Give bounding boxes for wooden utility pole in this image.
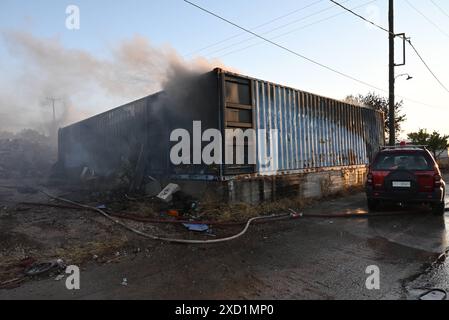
[388,0,395,146]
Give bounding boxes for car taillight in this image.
[367,173,373,185]
[434,174,442,188]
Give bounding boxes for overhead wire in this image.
[201,0,354,58]
[330,0,449,95]
[430,0,449,20]
[184,0,445,109]
[214,0,378,59]
[405,0,449,39]
[184,0,326,57]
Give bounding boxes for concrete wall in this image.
[174,165,368,205]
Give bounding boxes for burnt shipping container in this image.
[58,68,385,183]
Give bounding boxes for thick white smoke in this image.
[0,31,228,136]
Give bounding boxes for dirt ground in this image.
[0,175,448,300]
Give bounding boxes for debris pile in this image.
[0,130,56,179]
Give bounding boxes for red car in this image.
[366,145,446,215]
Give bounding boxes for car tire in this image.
[432,202,445,216]
[367,199,380,212]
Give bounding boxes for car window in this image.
[373,153,433,171]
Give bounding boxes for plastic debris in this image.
[183,223,209,232]
[121,278,128,286]
[157,183,181,203]
[55,274,65,281]
[24,262,58,276]
[419,289,447,300]
[167,210,180,217]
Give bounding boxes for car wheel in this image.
[367,199,380,212]
[432,202,445,216]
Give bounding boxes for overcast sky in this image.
[0,0,448,137]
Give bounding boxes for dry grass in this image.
[199,196,311,221]
[53,237,129,265]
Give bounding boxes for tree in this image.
[345,92,406,143]
[407,129,449,160]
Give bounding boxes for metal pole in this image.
[52,99,56,123]
[388,0,395,146]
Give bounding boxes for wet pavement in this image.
[0,185,448,300]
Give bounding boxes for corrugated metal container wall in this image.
[252,79,384,175]
[59,96,151,175]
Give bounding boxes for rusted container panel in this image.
[250,76,384,176]
[59,68,385,181]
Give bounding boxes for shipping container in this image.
[58,68,385,186]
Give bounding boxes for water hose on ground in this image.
[40,191,294,244]
[20,201,430,227]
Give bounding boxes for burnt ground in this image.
[0,175,448,300]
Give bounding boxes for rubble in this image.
[0,130,56,179]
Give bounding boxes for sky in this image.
[0,0,448,137]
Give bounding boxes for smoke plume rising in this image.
[0,31,227,137]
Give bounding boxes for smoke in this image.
[0,31,228,137]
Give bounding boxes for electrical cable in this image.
[430,0,449,20]
[405,0,449,39]
[329,0,449,95]
[203,0,355,58]
[214,0,378,59]
[184,0,386,92]
[184,0,326,57]
[184,0,446,109]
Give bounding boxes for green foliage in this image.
[345,92,406,143]
[407,129,449,159]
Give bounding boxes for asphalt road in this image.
[1,187,447,300]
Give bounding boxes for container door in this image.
[223,75,256,175]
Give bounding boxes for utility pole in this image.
[48,97,56,123]
[46,97,61,138]
[388,0,395,146]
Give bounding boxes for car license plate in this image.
[392,181,411,188]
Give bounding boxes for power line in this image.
[430,0,449,20]
[214,0,378,59]
[184,0,326,57]
[330,0,449,95]
[183,0,386,92]
[198,0,352,59]
[183,0,445,109]
[405,0,449,39]
[407,40,449,94]
[329,0,389,33]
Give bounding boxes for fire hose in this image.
[33,190,442,244]
[40,191,296,244]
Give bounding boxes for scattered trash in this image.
[157,183,181,203]
[80,166,96,181]
[93,255,99,260]
[183,223,209,232]
[56,259,66,268]
[96,204,107,209]
[24,261,59,276]
[121,278,128,286]
[419,289,447,300]
[54,274,65,281]
[167,210,180,217]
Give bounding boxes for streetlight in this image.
[395,73,413,81]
